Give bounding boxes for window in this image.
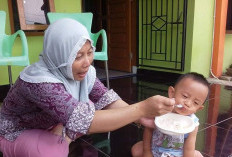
[8,0,55,35]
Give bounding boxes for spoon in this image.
[176,104,183,108]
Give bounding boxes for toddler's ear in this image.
[197,105,204,111]
[168,86,175,98]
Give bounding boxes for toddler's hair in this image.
[174,72,210,91]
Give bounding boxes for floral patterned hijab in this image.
[20,18,96,102]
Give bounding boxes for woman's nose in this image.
[82,55,91,67]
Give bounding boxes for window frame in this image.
[8,0,55,35]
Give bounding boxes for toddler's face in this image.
[169,78,208,116]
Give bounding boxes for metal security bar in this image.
[138,0,188,71]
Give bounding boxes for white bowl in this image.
[154,113,195,136]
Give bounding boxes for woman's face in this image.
[72,40,94,81]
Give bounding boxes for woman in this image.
[0,19,175,157]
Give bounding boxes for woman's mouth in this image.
[77,71,87,78]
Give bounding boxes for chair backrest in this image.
[0,11,29,66]
[47,12,108,61]
[47,12,93,33]
[0,11,6,34]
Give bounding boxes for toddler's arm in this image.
[143,127,154,157]
[183,126,198,157]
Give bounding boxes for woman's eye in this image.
[75,55,82,60]
[88,50,93,56]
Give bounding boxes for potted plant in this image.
[226,64,232,76]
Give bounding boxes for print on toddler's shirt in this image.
[153,130,184,149]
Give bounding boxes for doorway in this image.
[83,0,137,72]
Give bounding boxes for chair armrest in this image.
[91,29,107,53]
[8,30,28,57]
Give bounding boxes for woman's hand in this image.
[139,95,175,118]
[50,123,72,144]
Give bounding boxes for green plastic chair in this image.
[47,12,110,89]
[0,11,29,86]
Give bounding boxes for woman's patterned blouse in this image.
[0,78,120,141]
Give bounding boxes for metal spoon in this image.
[176,104,183,108]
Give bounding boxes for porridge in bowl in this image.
[155,113,195,135]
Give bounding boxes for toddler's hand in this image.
[139,117,155,128]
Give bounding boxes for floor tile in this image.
[197,125,232,157]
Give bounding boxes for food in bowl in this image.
[154,113,195,136]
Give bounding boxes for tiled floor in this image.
[69,73,232,157]
[1,72,232,157]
